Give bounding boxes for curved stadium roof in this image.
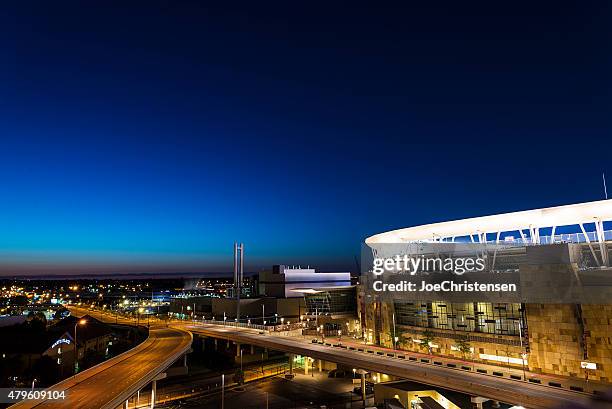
[365,199,612,244]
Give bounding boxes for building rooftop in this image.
[366,199,612,244]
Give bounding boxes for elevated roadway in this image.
[10,311,191,409]
[182,322,593,409]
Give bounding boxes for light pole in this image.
[138,307,144,327]
[518,318,527,381]
[73,318,87,377]
[221,373,225,409]
[392,312,397,349]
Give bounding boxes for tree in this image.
[420,329,436,354]
[29,356,59,386]
[454,338,472,360]
[233,368,244,385]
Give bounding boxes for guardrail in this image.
[311,339,606,397]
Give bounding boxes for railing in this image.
[198,319,311,333]
[441,229,612,246]
[200,319,268,331]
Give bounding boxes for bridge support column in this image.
[361,372,366,405]
[214,339,218,351]
[150,373,166,409]
[250,344,255,354]
[304,357,309,375]
[471,397,488,409]
[491,401,500,408]
[236,343,241,357]
[318,359,322,372]
[150,379,157,409]
[289,354,294,375]
[184,353,188,367]
[124,399,128,409]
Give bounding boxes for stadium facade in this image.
[360,199,612,382]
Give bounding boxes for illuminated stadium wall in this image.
[362,199,612,382]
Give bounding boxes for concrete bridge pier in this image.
[361,371,366,405]
[149,372,167,409]
[471,396,489,409]
[150,380,156,409]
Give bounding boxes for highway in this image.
[10,314,192,409]
[181,322,593,409]
[24,306,596,409]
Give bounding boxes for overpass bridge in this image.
[10,313,191,409]
[181,321,593,409]
[13,306,597,409]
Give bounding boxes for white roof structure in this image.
[366,199,612,244]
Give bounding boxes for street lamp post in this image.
[518,318,527,381]
[392,312,397,349]
[73,318,87,377]
[221,374,225,409]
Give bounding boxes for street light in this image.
[221,374,225,409]
[73,318,87,377]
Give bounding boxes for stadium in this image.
[360,199,612,384]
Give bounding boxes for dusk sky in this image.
[1,2,611,275]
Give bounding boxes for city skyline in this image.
[1,2,611,275]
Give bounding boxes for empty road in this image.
[10,318,191,409]
[182,322,593,409]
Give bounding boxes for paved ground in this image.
[157,370,369,409]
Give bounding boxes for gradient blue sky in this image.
[1,2,611,275]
